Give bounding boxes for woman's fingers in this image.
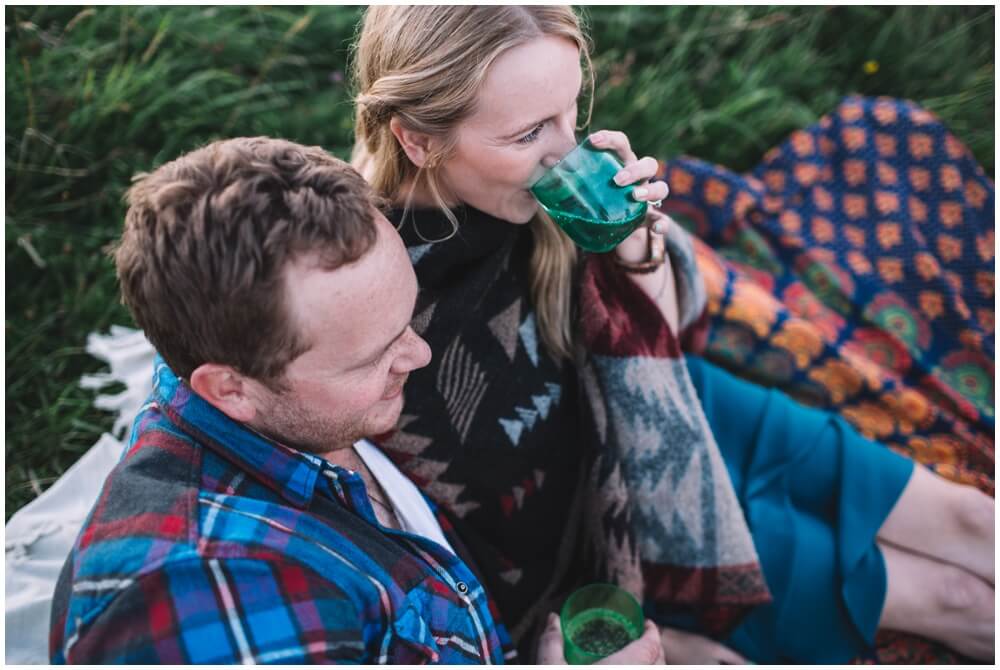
[659,625,751,664]
[614,156,661,185]
[589,130,637,165]
[633,178,669,204]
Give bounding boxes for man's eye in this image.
[517,122,545,145]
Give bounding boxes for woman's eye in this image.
[517,122,545,145]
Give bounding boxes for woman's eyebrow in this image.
[498,81,584,140]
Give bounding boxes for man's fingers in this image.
[534,612,567,665]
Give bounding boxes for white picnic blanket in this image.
[5,326,154,664]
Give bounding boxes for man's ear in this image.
[389,116,436,168]
[189,364,258,424]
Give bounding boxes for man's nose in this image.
[395,327,432,372]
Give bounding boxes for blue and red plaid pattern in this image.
[50,356,514,664]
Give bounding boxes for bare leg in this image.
[877,465,994,583]
[879,541,994,661]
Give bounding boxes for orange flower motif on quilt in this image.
[839,102,864,123]
[875,191,900,215]
[847,250,873,275]
[914,252,941,281]
[732,191,757,220]
[793,163,819,186]
[908,133,934,160]
[669,166,694,196]
[808,359,863,403]
[937,234,963,263]
[908,167,931,191]
[818,136,836,157]
[944,133,966,159]
[876,161,898,185]
[842,402,896,439]
[771,318,824,368]
[918,291,944,320]
[791,131,815,156]
[877,258,904,283]
[975,271,994,298]
[885,389,935,431]
[953,296,972,320]
[844,224,866,248]
[909,108,936,125]
[843,127,867,152]
[876,222,902,249]
[875,133,897,156]
[843,193,867,219]
[811,216,835,243]
[722,282,778,338]
[872,101,898,125]
[779,211,802,233]
[977,309,994,334]
[908,435,960,466]
[843,159,866,186]
[812,185,834,211]
[939,165,962,191]
[960,329,984,350]
[764,170,785,192]
[975,231,994,262]
[908,196,928,223]
[840,102,864,122]
[965,179,988,209]
[938,201,963,229]
[704,178,730,206]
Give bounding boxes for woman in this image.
[350,5,994,663]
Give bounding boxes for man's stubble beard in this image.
[251,392,363,455]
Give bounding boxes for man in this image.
[48,137,509,664]
[48,137,663,665]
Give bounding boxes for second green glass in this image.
[529,138,648,253]
[560,583,644,664]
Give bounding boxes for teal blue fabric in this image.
[685,354,914,663]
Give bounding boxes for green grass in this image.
[5,5,994,519]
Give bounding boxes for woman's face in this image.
[436,36,583,224]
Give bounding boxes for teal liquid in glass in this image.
[538,194,647,253]
[565,607,639,660]
[530,141,649,253]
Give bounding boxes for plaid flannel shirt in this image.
[50,357,514,664]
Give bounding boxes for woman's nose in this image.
[541,124,578,168]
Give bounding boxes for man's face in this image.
[247,212,431,454]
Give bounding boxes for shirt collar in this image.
[151,355,321,508]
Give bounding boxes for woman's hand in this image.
[659,626,750,665]
[535,612,666,665]
[589,130,680,333]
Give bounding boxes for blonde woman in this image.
[350,5,994,664]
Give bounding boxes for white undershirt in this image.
[353,439,456,555]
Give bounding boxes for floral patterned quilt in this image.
[658,95,994,663]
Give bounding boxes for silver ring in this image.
[649,199,663,208]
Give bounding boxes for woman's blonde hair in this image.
[350,5,594,360]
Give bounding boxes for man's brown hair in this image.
[115,137,381,387]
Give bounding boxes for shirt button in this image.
[456,581,469,595]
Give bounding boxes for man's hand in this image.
[536,612,666,664]
[659,625,749,665]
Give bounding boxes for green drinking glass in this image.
[529,137,648,253]
[560,583,644,665]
